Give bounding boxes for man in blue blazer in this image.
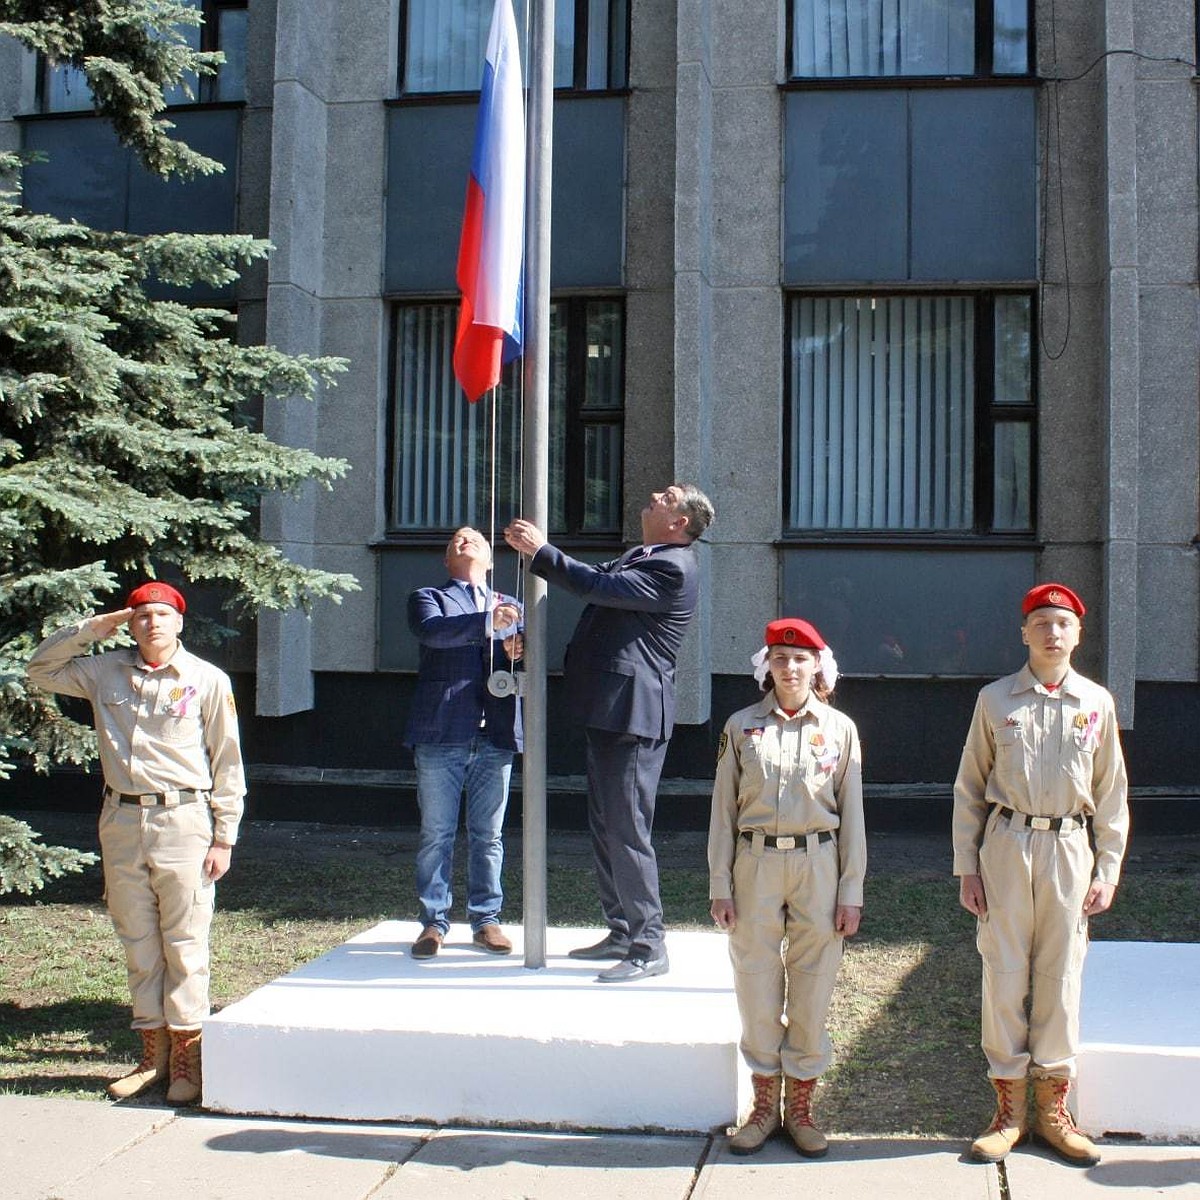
[506,484,715,982]
[404,527,523,959]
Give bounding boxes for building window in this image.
[785,292,1034,535]
[400,0,628,94]
[388,298,624,535]
[41,0,247,112]
[788,0,1031,79]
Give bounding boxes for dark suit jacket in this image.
[531,542,699,741]
[403,580,523,751]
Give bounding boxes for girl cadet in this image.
[708,617,866,1157]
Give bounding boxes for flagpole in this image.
[521,0,554,969]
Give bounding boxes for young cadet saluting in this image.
[708,618,865,1157]
[954,583,1129,1167]
[27,582,245,1105]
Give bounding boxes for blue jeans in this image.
[413,737,513,933]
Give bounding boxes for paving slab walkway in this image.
[5,1096,1197,1200]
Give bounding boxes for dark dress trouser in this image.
[584,727,670,959]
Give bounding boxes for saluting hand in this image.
[86,608,135,639]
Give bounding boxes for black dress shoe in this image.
[595,953,669,983]
[567,934,630,961]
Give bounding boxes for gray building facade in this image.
[3,0,1198,813]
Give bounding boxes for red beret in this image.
[1022,583,1085,619]
[765,618,825,650]
[126,582,186,614]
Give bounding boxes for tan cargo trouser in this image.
[728,833,843,1079]
[98,797,215,1030]
[977,807,1092,1080]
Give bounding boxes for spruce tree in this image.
[0,2,357,887]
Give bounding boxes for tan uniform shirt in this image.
[28,624,246,845]
[708,691,866,906]
[952,664,1128,884]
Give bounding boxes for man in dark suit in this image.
[505,484,715,982]
[405,527,523,959]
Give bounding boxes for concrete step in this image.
[1077,941,1200,1139]
[203,922,743,1131]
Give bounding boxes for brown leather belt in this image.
[741,830,834,851]
[997,806,1085,832]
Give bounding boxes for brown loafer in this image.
[472,925,513,955]
[411,925,444,959]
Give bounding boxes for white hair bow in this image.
[818,646,839,691]
[751,646,770,688]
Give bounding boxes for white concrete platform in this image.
[1077,941,1200,1139]
[203,922,743,1131]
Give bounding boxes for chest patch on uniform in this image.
[745,726,765,739]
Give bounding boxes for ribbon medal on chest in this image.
[165,684,198,718]
[1073,710,1100,751]
[809,730,839,774]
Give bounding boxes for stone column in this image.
[1100,0,1140,723]
[254,0,334,716]
[671,0,716,724]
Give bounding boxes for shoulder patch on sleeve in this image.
[717,730,728,764]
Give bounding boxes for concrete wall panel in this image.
[709,0,778,87]
[328,0,395,103]
[710,543,778,675]
[1037,283,1106,544]
[1136,545,1200,681]
[709,287,781,544]
[314,298,385,547]
[310,544,377,674]
[322,102,387,299]
[1136,286,1200,542]
[711,85,780,287]
[1135,81,1199,286]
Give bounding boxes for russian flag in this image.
[453,0,525,403]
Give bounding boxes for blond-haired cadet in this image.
[709,618,865,1157]
[28,581,245,1104]
[954,583,1129,1166]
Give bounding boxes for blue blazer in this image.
[532,542,699,741]
[403,580,523,751]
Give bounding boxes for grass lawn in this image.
[2,814,1196,1136]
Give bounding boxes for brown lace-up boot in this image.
[727,1073,782,1155]
[969,1077,1028,1162]
[107,1026,170,1100]
[1031,1075,1100,1166]
[782,1075,828,1158]
[165,1028,203,1105]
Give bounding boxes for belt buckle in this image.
[774,836,797,850]
[1030,816,1052,831]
